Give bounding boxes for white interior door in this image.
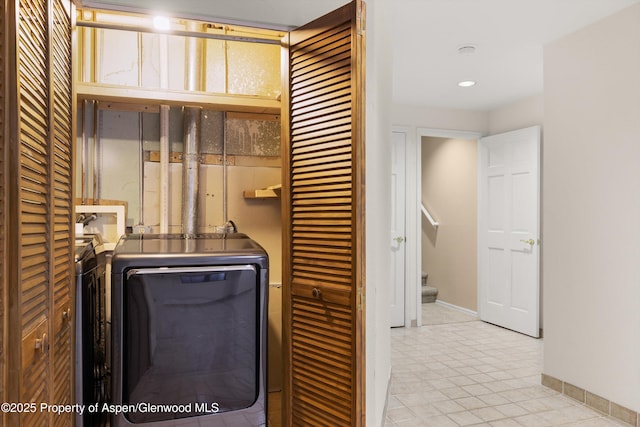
[390,131,406,327]
[478,126,541,337]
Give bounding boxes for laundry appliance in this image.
[110,233,268,426]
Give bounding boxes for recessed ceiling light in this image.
[153,16,171,31]
[458,44,477,55]
[458,80,476,88]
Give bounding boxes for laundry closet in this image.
[2,1,366,425]
[74,9,285,424]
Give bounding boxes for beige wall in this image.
[543,3,640,412]
[488,94,543,135]
[421,137,477,311]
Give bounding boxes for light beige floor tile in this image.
[455,396,488,410]
[409,403,442,419]
[490,419,523,427]
[419,415,459,427]
[386,406,418,423]
[388,304,626,427]
[494,403,529,418]
[470,406,507,422]
[478,393,512,407]
[431,399,466,414]
[447,410,485,426]
[441,386,472,400]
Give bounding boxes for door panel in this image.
[0,0,6,412]
[478,126,540,337]
[51,1,74,423]
[18,3,52,420]
[390,131,406,327]
[3,0,75,425]
[282,1,365,425]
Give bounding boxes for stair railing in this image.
[421,203,439,228]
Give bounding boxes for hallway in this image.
[385,304,626,426]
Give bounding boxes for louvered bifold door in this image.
[50,1,74,425]
[17,0,53,424]
[1,0,7,414]
[4,0,75,425]
[282,1,366,426]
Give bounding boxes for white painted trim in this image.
[392,125,411,134]
[417,127,484,141]
[435,299,479,317]
[380,375,392,425]
[392,126,415,328]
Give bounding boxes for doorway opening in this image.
[421,135,479,325]
[405,128,482,328]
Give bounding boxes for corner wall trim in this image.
[541,373,639,427]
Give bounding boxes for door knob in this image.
[35,333,49,354]
[394,236,405,244]
[520,238,535,246]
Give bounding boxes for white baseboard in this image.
[435,299,478,317]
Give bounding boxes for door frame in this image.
[391,127,409,327]
[391,126,412,328]
[407,127,482,326]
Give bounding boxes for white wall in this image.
[543,3,640,412]
[366,0,392,425]
[488,94,543,135]
[392,104,488,134]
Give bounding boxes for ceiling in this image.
[81,0,640,111]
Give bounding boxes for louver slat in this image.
[18,0,49,345]
[291,297,352,425]
[18,0,49,340]
[283,2,365,425]
[0,3,5,406]
[50,0,73,419]
[4,0,74,423]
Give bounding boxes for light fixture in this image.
[457,44,477,88]
[153,16,171,31]
[457,44,477,55]
[457,80,476,88]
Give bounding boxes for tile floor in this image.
[385,303,626,426]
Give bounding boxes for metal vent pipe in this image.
[182,108,201,236]
[182,22,205,236]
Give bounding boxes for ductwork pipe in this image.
[159,105,169,233]
[182,22,204,236]
[181,107,201,236]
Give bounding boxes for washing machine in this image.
[110,233,268,426]
[75,233,109,427]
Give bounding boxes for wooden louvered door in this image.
[3,0,75,425]
[281,1,366,425]
[50,1,74,425]
[1,0,6,415]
